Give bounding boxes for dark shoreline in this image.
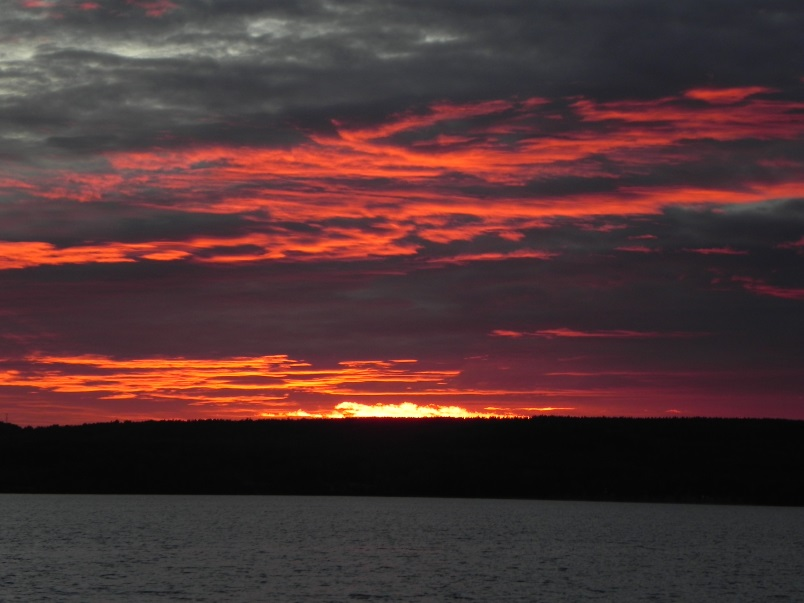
[2,417,803,506]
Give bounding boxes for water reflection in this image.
[0,495,802,602]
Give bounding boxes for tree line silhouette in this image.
[1,417,803,505]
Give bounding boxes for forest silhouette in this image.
[2,417,803,506]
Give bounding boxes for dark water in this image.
[1,495,802,601]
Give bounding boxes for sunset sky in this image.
[1,0,803,425]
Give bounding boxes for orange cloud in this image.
[0,241,137,270]
[3,88,802,271]
[573,88,800,141]
[0,227,419,270]
[0,354,462,408]
[6,348,781,424]
[95,90,804,204]
[1,353,647,424]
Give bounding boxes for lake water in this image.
[0,495,802,602]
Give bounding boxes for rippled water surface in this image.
[1,495,802,601]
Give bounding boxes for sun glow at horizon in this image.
[269,401,519,419]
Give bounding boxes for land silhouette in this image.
[1,417,803,506]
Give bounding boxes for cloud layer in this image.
[1,0,803,424]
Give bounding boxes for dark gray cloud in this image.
[0,199,258,245]
[3,0,802,159]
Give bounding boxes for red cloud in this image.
[685,247,749,255]
[732,277,804,301]
[492,328,706,339]
[778,238,804,253]
[126,0,177,17]
[20,0,177,16]
[683,86,774,104]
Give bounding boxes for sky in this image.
[1,0,803,425]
